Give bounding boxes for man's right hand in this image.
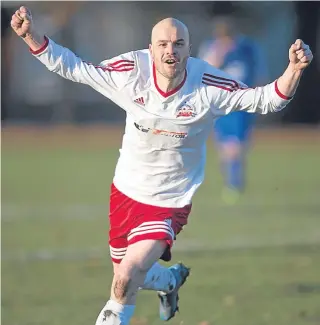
[11,6,33,38]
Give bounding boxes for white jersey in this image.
[32,37,292,208]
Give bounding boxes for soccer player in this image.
[11,6,313,325]
[198,15,269,203]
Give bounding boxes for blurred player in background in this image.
[11,6,313,325]
[198,14,268,203]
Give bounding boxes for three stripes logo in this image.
[134,97,145,106]
[202,73,246,92]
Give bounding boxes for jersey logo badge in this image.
[176,103,196,118]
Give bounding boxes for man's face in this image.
[149,24,190,80]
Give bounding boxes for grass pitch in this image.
[2,126,320,325]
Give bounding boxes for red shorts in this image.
[108,183,192,264]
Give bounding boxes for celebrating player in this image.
[11,6,313,325]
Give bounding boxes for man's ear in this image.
[149,44,153,56]
[189,44,192,55]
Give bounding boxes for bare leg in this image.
[95,240,166,325]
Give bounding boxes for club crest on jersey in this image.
[176,103,196,118]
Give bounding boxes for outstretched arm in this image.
[205,39,313,116]
[10,6,135,96]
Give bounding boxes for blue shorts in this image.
[214,111,256,143]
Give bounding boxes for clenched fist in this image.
[10,6,33,38]
[289,39,313,71]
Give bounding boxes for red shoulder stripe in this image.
[108,59,135,67]
[82,60,134,72]
[202,81,235,92]
[203,73,239,88]
[202,77,238,90]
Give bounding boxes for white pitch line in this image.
[2,236,320,263]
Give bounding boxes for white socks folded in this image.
[95,299,135,325]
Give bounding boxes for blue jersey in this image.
[199,35,267,87]
[198,36,268,141]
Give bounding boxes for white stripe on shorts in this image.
[110,247,127,252]
[128,221,174,242]
[110,246,127,259]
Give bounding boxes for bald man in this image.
[11,6,313,325]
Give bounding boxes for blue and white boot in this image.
[158,262,190,321]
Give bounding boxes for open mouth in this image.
[165,58,178,65]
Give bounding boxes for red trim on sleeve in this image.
[29,36,49,55]
[275,80,292,100]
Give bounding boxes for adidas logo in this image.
[134,97,145,106]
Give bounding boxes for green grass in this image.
[2,134,320,325]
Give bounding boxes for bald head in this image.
[151,18,190,45]
[149,17,191,80]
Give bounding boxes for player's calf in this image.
[111,262,145,305]
[112,274,134,304]
[220,138,245,193]
[94,265,141,325]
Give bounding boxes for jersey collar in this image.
[152,63,187,98]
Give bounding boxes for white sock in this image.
[139,262,177,293]
[95,299,135,325]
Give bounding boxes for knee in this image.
[222,139,242,159]
[113,264,146,301]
